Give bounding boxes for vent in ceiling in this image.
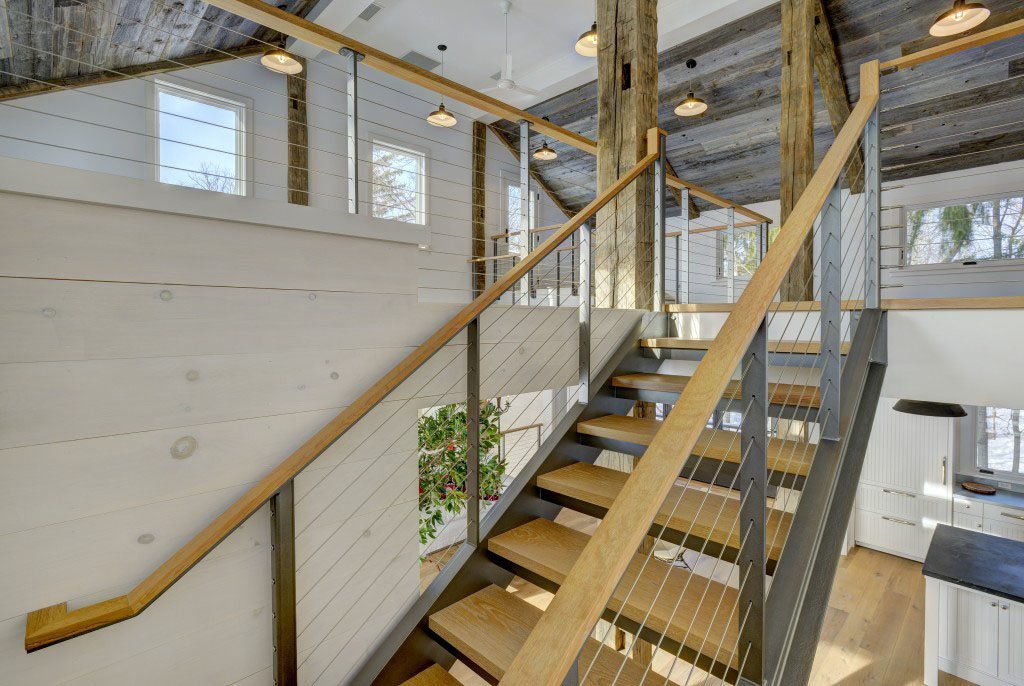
[357,2,383,21]
[401,50,441,71]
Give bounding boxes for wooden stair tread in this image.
[488,518,739,663]
[537,462,792,560]
[641,338,851,355]
[401,665,462,686]
[576,416,814,478]
[429,584,684,685]
[612,373,820,408]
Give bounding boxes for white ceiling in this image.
[293,0,777,110]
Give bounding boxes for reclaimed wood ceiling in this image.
[0,0,317,91]
[498,0,1024,214]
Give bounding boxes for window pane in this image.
[977,406,1024,475]
[371,142,424,224]
[906,196,1024,266]
[158,88,241,195]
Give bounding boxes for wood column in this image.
[779,0,815,301]
[594,0,658,310]
[472,121,487,296]
[287,56,309,206]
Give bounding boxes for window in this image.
[718,225,779,278]
[976,406,1024,477]
[505,180,537,254]
[371,139,426,224]
[903,193,1024,267]
[154,80,246,195]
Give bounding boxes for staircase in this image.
[362,303,888,685]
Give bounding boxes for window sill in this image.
[891,259,1024,275]
[0,155,429,247]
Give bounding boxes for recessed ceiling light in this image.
[930,1,990,37]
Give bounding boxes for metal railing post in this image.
[820,182,842,441]
[864,104,881,309]
[739,316,767,684]
[519,120,532,303]
[653,131,667,311]
[466,316,481,547]
[727,206,736,302]
[578,223,591,405]
[270,481,297,686]
[678,188,690,304]
[342,48,362,215]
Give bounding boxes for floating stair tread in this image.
[429,584,682,685]
[401,665,462,686]
[537,462,792,560]
[576,416,814,478]
[488,518,739,663]
[640,338,851,355]
[612,373,820,408]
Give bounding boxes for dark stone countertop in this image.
[954,479,1024,511]
[923,523,1024,604]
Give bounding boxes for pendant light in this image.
[533,141,557,161]
[260,48,303,75]
[575,21,598,57]
[930,1,990,36]
[674,59,708,117]
[427,45,458,128]
[893,399,967,418]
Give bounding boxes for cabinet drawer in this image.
[953,495,981,515]
[855,508,933,561]
[953,512,984,531]
[857,483,947,521]
[983,502,1024,523]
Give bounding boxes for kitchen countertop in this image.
[954,479,1024,510]
[923,523,1024,604]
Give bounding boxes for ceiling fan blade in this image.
[512,84,542,96]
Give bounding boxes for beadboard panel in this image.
[856,483,948,522]
[854,508,933,561]
[860,396,953,497]
[938,584,1001,678]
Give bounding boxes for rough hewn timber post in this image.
[779,0,815,301]
[594,0,658,310]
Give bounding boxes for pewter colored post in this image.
[343,48,361,215]
[519,120,531,302]
[578,223,591,404]
[653,132,667,311]
[727,206,736,302]
[466,317,481,546]
[863,106,881,309]
[820,181,843,441]
[678,188,690,304]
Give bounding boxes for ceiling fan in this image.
[483,0,541,98]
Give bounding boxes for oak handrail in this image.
[882,17,1024,72]
[22,132,662,653]
[200,0,770,225]
[498,60,882,686]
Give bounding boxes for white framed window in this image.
[503,175,537,254]
[152,79,248,195]
[370,138,427,224]
[902,192,1024,267]
[717,225,778,279]
[974,406,1024,479]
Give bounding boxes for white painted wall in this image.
[0,169,633,685]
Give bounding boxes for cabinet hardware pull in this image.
[1002,605,1009,610]
[992,601,999,607]
[941,457,946,486]
[882,515,916,526]
[882,488,916,498]
[1000,512,1024,522]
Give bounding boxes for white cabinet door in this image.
[984,518,1024,542]
[861,397,952,495]
[939,584,1000,677]
[953,512,984,532]
[1000,600,1024,685]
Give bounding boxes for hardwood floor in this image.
[421,515,975,685]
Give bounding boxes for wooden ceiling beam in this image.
[813,0,864,193]
[0,44,266,101]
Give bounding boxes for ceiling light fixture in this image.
[674,59,708,117]
[426,45,458,128]
[892,399,968,418]
[930,1,990,36]
[575,21,598,57]
[260,48,303,75]
[533,141,557,160]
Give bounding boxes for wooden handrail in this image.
[665,219,766,238]
[22,132,662,653]
[882,17,1024,72]
[200,0,770,226]
[499,60,882,686]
